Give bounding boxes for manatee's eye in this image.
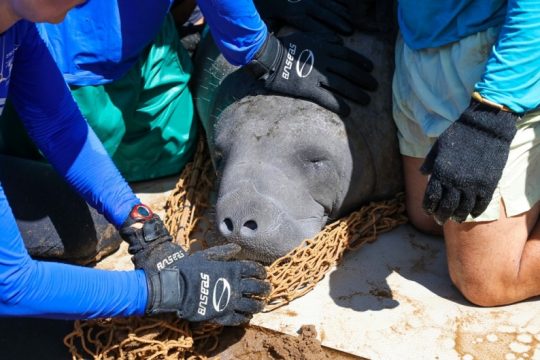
[297,148,333,176]
[299,154,329,172]
[308,158,326,170]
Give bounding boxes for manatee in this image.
[191,27,402,263]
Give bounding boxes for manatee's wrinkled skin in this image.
[191,29,402,263]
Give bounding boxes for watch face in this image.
[130,204,154,221]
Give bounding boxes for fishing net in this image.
[64,138,407,359]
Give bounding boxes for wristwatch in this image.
[128,204,154,222]
[472,91,512,112]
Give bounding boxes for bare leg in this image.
[402,156,442,235]
[403,155,540,306]
[445,202,540,306]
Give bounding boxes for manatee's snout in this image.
[216,181,323,263]
[217,194,282,247]
[218,203,272,244]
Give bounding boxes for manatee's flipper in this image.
[0,155,122,265]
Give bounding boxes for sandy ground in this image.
[203,325,365,360]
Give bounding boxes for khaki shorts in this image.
[392,29,540,221]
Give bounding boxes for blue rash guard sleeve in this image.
[475,0,540,113]
[0,21,148,319]
[196,0,268,66]
[9,22,139,228]
[0,188,148,319]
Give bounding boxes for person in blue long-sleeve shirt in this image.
[393,0,540,306]
[0,0,271,324]
[0,0,376,183]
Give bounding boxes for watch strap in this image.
[472,91,512,113]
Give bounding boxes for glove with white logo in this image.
[246,32,377,116]
[144,243,271,325]
[253,0,353,35]
[421,97,518,224]
[120,205,270,325]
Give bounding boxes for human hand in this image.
[144,243,271,325]
[247,32,377,116]
[421,98,518,224]
[120,205,270,325]
[119,204,180,268]
[253,0,352,35]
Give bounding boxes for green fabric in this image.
[0,14,197,182]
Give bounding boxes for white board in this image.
[252,225,540,360]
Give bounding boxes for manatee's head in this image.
[195,29,400,263]
[211,94,366,263]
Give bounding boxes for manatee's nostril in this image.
[243,220,258,231]
[223,218,234,232]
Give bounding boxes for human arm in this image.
[0,185,148,319]
[196,0,378,116]
[475,0,540,114]
[0,22,148,319]
[420,0,538,223]
[9,22,139,228]
[196,0,267,66]
[3,22,269,323]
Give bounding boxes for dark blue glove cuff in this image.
[245,32,283,79]
[145,269,185,316]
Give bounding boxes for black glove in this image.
[144,243,271,325]
[253,0,353,35]
[246,32,377,116]
[119,204,181,271]
[421,97,519,224]
[119,204,270,325]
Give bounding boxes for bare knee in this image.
[448,265,514,307]
[443,206,540,307]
